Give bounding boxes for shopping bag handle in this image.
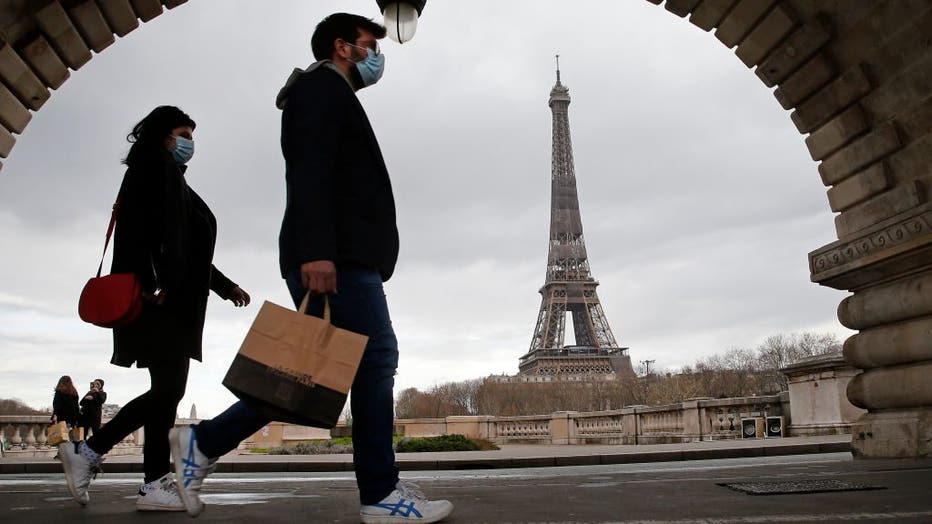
[298,292,331,322]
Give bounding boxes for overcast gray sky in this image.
[0,0,852,418]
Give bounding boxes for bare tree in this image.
[393,331,843,417]
[0,398,49,415]
[394,387,420,419]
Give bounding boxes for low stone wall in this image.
[384,394,792,445]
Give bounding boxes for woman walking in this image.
[51,375,80,429]
[58,106,250,512]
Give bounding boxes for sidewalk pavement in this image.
[3,443,932,523]
[0,434,850,474]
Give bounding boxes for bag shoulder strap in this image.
[95,200,120,278]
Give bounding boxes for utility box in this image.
[765,416,785,438]
[741,417,764,438]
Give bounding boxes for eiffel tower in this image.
[519,58,632,378]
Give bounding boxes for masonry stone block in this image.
[0,41,50,110]
[827,163,889,213]
[21,36,69,89]
[819,122,901,185]
[689,0,737,32]
[714,0,775,48]
[792,65,871,134]
[834,180,921,239]
[0,122,15,157]
[851,409,932,458]
[845,315,932,369]
[34,1,92,70]
[886,141,932,209]
[773,54,834,109]
[0,80,31,134]
[664,0,700,18]
[860,7,932,86]
[847,360,932,410]
[735,5,795,67]
[162,0,188,8]
[838,266,932,331]
[98,0,140,37]
[68,1,115,53]
[896,95,932,143]
[806,104,869,161]
[831,1,932,73]
[756,19,831,88]
[864,54,932,131]
[782,355,865,435]
[130,0,163,22]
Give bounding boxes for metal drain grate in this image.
[718,479,886,495]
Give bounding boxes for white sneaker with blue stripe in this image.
[169,425,216,517]
[359,481,454,523]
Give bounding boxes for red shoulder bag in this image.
[78,200,143,328]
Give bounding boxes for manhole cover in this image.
[718,479,886,495]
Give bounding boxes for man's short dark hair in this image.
[311,13,386,61]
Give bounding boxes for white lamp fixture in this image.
[377,1,426,44]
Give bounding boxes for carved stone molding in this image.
[810,202,932,290]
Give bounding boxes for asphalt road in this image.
[2,453,932,523]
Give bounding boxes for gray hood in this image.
[275,60,352,109]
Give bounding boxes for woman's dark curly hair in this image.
[124,105,196,167]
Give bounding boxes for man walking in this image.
[169,13,453,523]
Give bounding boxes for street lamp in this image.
[376,0,427,44]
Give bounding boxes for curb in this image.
[0,441,851,475]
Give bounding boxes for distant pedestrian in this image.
[168,13,452,523]
[51,375,79,428]
[78,379,107,438]
[57,105,251,512]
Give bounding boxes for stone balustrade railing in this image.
[2,394,799,454]
[0,415,143,458]
[394,394,790,445]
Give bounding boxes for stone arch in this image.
[1,0,930,457]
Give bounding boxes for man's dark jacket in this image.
[110,148,238,367]
[79,390,107,428]
[277,63,399,282]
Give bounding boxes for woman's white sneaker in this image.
[359,481,453,523]
[58,441,102,505]
[136,473,185,511]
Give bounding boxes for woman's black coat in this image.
[52,391,79,426]
[110,148,237,368]
[78,390,107,428]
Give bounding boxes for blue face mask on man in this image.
[351,47,385,88]
[171,135,194,164]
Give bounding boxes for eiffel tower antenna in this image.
[519,60,631,378]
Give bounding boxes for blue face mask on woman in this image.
[353,48,385,87]
[171,135,194,164]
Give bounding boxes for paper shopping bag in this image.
[222,294,368,428]
[46,421,69,446]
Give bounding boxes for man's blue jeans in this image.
[194,267,401,504]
